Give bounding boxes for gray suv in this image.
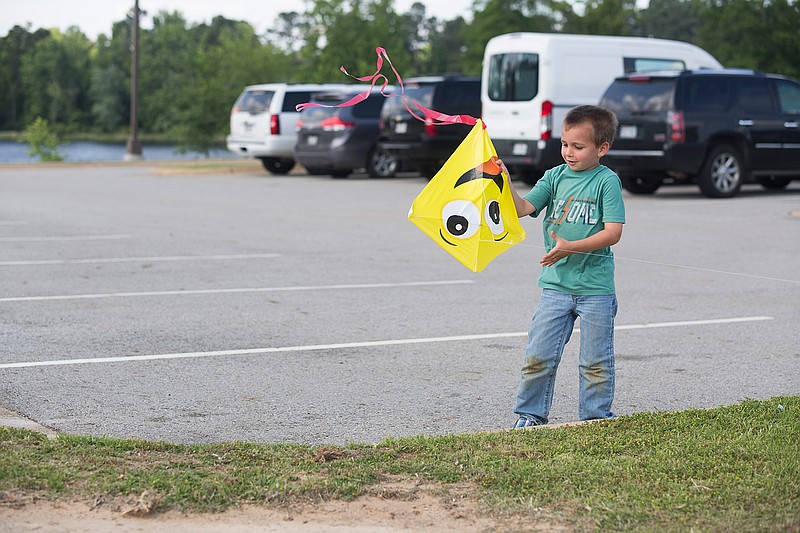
[599,69,800,198]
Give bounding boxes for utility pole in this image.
[124,0,143,161]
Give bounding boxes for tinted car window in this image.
[776,79,800,114]
[440,81,481,107]
[351,95,386,118]
[383,85,434,115]
[237,90,273,114]
[682,77,730,112]
[733,78,775,114]
[600,79,674,113]
[488,53,539,101]
[282,91,315,112]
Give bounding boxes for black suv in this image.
[377,76,481,178]
[599,69,800,198]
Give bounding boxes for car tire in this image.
[305,167,329,176]
[260,157,295,175]
[619,174,663,195]
[697,144,743,198]
[415,163,440,179]
[757,176,792,190]
[330,169,351,179]
[367,147,398,178]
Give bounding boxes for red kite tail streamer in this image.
[295,47,482,129]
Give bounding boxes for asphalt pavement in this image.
[1,162,798,444]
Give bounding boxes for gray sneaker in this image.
[513,417,537,429]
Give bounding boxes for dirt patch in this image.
[0,483,572,533]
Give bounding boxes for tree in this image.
[464,0,565,71]
[694,0,800,79]
[0,26,52,130]
[639,0,701,41]
[19,27,93,131]
[139,11,197,134]
[170,20,293,153]
[570,0,639,36]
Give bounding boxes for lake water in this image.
[0,140,235,164]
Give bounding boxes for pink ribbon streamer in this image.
[295,47,481,128]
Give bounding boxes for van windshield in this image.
[487,53,539,102]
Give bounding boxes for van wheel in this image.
[367,147,398,178]
[620,174,663,195]
[516,167,543,186]
[757,176,791,190]
[260,157,295,175]
[697,144,743,198]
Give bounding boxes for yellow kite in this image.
[408,120,526,272]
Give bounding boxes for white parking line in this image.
[0,234,133,242]
[0,280,475,303]
[0,253,281,266]
[0,316,773,369]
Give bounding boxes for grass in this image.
[1,396,798,531]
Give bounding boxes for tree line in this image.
[1,0,798,154]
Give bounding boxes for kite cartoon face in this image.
[409,121,525,272]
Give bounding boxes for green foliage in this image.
[1,0,799,148]
[22,116,63,161]
[1,396,798,530]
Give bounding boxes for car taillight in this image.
[295,119,303,131]
[424,118,436,137]
[321,116,355,131]
[540,100,553,140]
[668,110,685,143]
[270,114,279,135]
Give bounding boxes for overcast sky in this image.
[1,0,476,40]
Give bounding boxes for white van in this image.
[226,83,355,174]
[481,32,723,183]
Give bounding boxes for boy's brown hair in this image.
[563,105,619,147]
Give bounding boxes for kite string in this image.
[482,239,800,286]
[296,47,482,128]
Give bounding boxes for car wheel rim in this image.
[372,153,397,177]
[711,153,740,193]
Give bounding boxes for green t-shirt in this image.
[523,164,626,295]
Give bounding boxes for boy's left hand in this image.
[540,231,573,266]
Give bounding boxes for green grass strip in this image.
[1,396,797,531]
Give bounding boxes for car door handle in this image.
[786,121,799,128]
[738,119,754,126]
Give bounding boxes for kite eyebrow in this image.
[454,169,504,192]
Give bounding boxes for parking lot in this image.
[1,163,798,445]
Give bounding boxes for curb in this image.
[0,406,58,438]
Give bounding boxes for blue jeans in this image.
[515,289,618,425]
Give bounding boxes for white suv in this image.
[226,83,353,174]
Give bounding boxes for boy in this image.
[499,105,625,427]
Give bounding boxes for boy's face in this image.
[560,121,609,172]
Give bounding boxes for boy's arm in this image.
[540,223,623,267]
[497,159,535,217]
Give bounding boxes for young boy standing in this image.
[499,105,625,427]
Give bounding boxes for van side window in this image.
[682,78,729,112]
[488,53,538,102]
[733,79,776,114]
[775,79,800,115]
[624,58,686,74]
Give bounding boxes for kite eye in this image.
[442,200,480,239]
[485,200,504,235]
